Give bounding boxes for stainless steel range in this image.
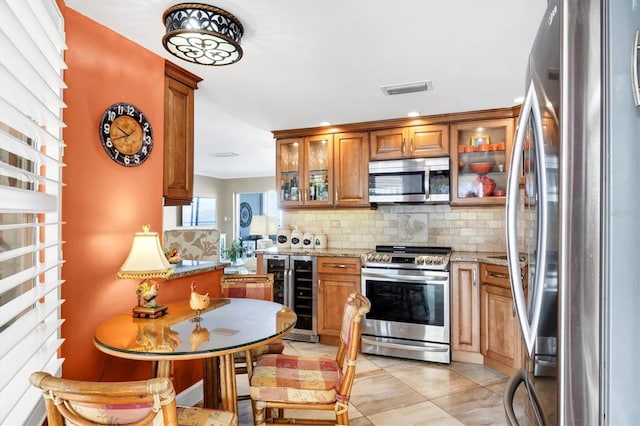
[360,245,451,364]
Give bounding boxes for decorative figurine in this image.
[189,281,210,321]
[136,281,159,308]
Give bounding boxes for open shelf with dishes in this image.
[450,117,515,205]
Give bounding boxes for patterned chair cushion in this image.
[233,342,286,361]
[249,354,342,403]
[176,406,238,426]
[65,402,237,426]
[164,228,220,261]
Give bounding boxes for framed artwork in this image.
[470,134,491,147]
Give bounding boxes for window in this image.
[181,197,216,226]
[0,1,66,424]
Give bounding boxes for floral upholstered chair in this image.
[29,372,237,426]
[220,274,284,401]
[248,293,371,426]
[163,227,220,262]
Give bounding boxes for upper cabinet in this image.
[450,117,515,206]
[333,132,369,207]
[163,61,202,206]
[369,124,449,160]
[276,132,369,208]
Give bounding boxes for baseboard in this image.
[176,379,203,407]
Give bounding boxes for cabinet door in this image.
[450,118,515,206]
[333,132,369,207]
[480,284,523,371]
[317,274,358,336]
[451,262,481,358]
[276,138,304,207]
[304,134,333,206]
[317,257,360,337]
[407,125,449,157]
[369,128,407,160]
[163,63,200,206]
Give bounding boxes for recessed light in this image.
[210,152,239,158]
[513,96,525,103]
[319,121,331,126]
[407,111,420,117]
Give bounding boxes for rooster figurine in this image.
[189,281,210,321]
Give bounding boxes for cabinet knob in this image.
[401,138,406,154]
[410,137,414,153]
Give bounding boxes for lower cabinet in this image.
[480,263,524,374]
[451,262,482,363]
[317,257,361,342]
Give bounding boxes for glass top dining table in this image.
[94,298,296,413]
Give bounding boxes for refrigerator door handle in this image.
[506,81,548,357]
[632,30,640,106]
[504,370,547,426]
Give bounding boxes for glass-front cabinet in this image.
[450,118,515,205]
[277,135,333,207]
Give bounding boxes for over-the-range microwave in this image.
[368,157,450,204]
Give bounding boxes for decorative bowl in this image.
[470,162,494,174]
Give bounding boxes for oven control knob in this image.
[415,256,424,265]
[373,254,381,262]
[381,254,390,263]
[366,254,374,262]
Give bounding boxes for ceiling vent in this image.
[380,80,433,96]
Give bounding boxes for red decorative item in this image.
[477,175,496,197]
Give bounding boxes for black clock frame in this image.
[99,102,153,167]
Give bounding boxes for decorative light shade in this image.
[249,215,268,237]
[162,3,244,66]
[251,216,277,250]
[118,225,174,280]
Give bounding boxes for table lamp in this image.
[117,225,174,318]
[250,215,277,250]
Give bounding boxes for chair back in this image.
[29,371,178,426]
[220,274,274,301]
[335,293,371,397]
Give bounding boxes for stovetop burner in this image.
[362,245,451,271]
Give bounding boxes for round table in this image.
[94,298,296,414]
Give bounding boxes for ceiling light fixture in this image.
[210,152,239,157]
[162,3,244,66]
[407,111,420,117]
[381,80,433,96]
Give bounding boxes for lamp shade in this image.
[162,3,244,66]
[249,215,268,236]
[117,225,174,280]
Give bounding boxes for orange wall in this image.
[59,5,216,393]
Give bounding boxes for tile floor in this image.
[233,341,528,426]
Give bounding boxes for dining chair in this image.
[29,371,237,426]
[248,292,371,426]
[220,273,285,399]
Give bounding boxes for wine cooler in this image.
[262,254,319,342]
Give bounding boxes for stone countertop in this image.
[452,251,527,267]
[257,247,369,258]
[167,260,228,279]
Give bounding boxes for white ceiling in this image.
[65,0,546,179]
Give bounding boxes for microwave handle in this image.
[424,166,431,200]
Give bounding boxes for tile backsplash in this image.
[282,204,508,252]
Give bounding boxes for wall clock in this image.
[239,202,252,228]
[99,102,153,167]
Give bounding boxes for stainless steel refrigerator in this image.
[504,0,640,424]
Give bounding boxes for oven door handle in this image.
[361,271,448,283]
[361,337,449,352]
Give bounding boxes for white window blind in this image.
[0,0,66,424]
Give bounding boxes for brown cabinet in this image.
[480,263,525,374]
[369,125,449,160]
[276,132,368,208]
[163,61,201,206]
[450,117,515,206]
[451,262,482,363]
[333,132,369,207]
[317,257,361,339]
